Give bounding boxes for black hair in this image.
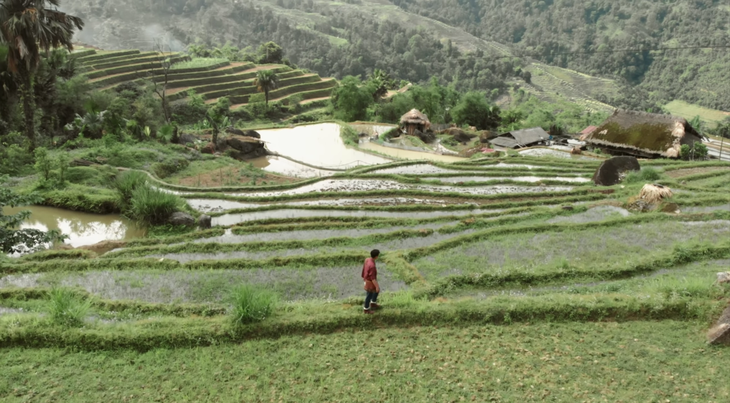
[370,249,380,258]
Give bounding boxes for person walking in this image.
[362,249,380,314]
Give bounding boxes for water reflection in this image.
[3,206,146,248]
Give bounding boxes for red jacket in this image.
[362,257,377,292]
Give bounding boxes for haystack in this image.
[638,184,673,204]
[400,109,431,136]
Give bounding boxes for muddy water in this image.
[2,206,146,248]
[258,123,391,169]
[519,148,600,160]
[350,123,396,136]
[249,155,338,178]
[425,176,590,183]
[191,223,460,244]
[187,197,476,213]
[213,179,573,198]
[359,141,466,163]
[212,208,499,226]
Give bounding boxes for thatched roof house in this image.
[584,110,702,158]
[491,127,550,149]
[400,109,431,136]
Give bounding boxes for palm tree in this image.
[0,0,83,150]
[254,70,278,106]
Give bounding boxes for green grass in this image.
[128,185,186,225]
[228,285,278,324]
[665,99,730,128]
[1,320,729,402]
[47,288,92,327]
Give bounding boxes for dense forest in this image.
[391,0,730,109]
[61,0,730,109]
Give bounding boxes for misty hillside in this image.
[63,0,730,111]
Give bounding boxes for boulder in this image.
[168,212,196,227]
[225,126,245,136]
[198,214,212,229]
[77,240,126,255]
[414,129,435,143]
[243,130,261,139]
[570,147,582,155]
[178,133,197,145]
[201,142,215,154]
[592,156,640,186]
[451,129,476,144]
[708,305,730,345]
[717,272,730,284]
[226,136,267,159]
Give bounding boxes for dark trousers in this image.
[364,291,379,309]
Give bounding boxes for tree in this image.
[257,41,283,64]
[0,175,65,254]
[150,42,173,124]
[367,69,395,101]
[330,75,373,122]
[205,99,230,151]
[253,70,278,106]
[451,92,501,130]
[0,0,84,151]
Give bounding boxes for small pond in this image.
[3,206,146,248]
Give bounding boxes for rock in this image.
[451,129,477,144]
[414,129,435,143]
[570,147,582,155]
[708,305,730,345]
[358,132,369,138]
[561,205,574,211]
[225,137,267,159]
[243,130,261,139]
[215,137,228,151]
[77,240,126,255]
[201,142,215,154]
[225,126,245,136]
[717,272,730,284]
[168,212,196,227]
[592,156,641,186]
[198,214,212,229]
[178,133,197,145]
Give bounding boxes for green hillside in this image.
[74,49,337,109]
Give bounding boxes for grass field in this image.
[3,321,728,402]
[665,100,730,127]
[3,124,730,400]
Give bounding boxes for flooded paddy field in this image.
[423,176,591,183]
[412,219,730,280]
[0,265,407,303]
[211,207,500,226]
[186,197,486,213]
[214,179,574,197]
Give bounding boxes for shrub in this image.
[228,285,278,324]
[151,157,189,179]
[128,185,184,224]
[624,167,662,184]
[114,171,148,207]
[0,143,32,175]
[48,288,92,327]
[33,147,54,181]
[65,166,101,185]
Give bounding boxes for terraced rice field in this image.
[4,125,730,400]
[74,49,337,107]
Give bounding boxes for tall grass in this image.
[128,185,185,224]
[645,276,720,299]
[114,170,148,207]
[625,167,662,184]
[228,285,278,324]
[48,288,92,327]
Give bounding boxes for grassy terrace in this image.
[75,49,337,106]
[3,140,730,400]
